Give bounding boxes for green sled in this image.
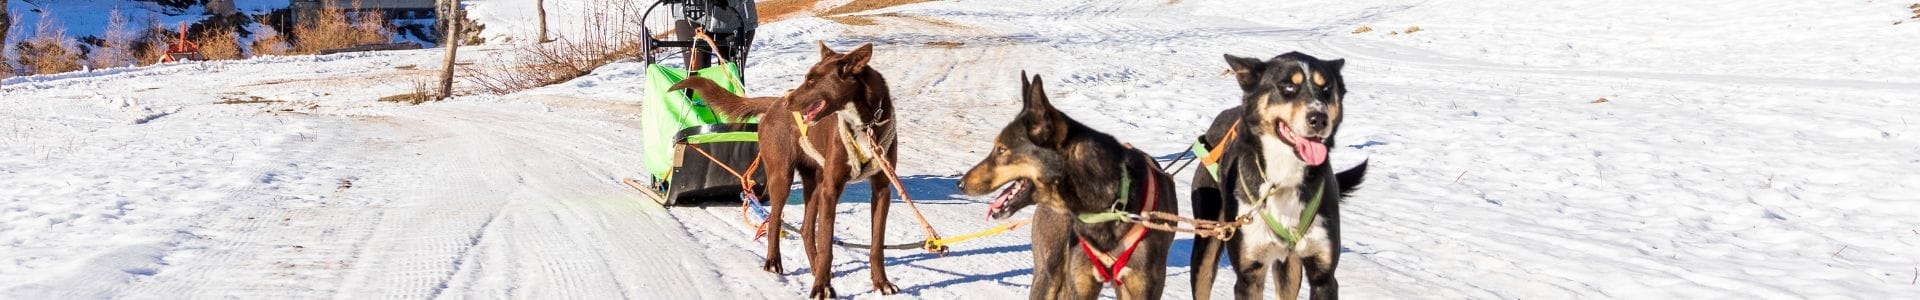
[640,62,764,205]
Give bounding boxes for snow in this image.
[5,0,1920,298]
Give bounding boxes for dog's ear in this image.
[1021,74,1067,146]
[818,41,837,58]
[841,43,874,76]
[1020,70,1030,90]
[1327,58,1345,72]
[1224,54,1265,92]
[1022,74,1053,114]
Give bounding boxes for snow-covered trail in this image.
[4,0,1919,298]
[121,103,779,298]
[678,0,1920,298]
[0,50,782,298]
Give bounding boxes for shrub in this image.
[292,1,390,54]
[17,12,82,75]
[195,26,243,60]
[459,0,641,94]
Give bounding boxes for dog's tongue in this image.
[986,183,1018,219]
[1296,139,1327,166]
[1277,123,1329,166]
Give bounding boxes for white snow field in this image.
[5,0,1920,298]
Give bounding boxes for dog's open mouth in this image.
[1274,122,1329,166]
[986,179,1033,220]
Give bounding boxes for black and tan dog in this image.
[671,42,900,299]
[959,73,1177,299]
[1188,52,1367,300]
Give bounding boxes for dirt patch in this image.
[759,0,823,22]
[924,40,964,48]
[824,0,939,16]
[1352,25,1372,34]
[378,80,440,105]
[216,94,286,104]
[829,12,971,31]
[824,15,880,26]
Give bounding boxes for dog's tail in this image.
[669,77,778,118]
[1335,159,1368,198]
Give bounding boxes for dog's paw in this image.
[761,259,783,274]
[872,280,900,295]
[808,284,837,299]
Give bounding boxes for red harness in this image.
[1076,161,1159,285]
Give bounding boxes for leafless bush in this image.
[17,12,81,75]
[459,0,643,94]
[4,11,17,78]
[87,9,140,69]
[196,25,243,60]
[128,16,171,66]
[293,1,390,54]
[461,39,635,94]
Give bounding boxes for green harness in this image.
[1188,141,1224,181]
[1247,181,1326,248]
[1189,125,1327,248]
[1076,162,1138,224]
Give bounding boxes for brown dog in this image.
[670,42,899,299]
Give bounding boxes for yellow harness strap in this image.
[792,111,809,137]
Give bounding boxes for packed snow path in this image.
[6,0,1920,298]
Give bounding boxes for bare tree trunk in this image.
[2,0,9,78]
[438,0,460,99]
[537,0,550,43]
[2,0,11,53]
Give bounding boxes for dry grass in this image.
[125,15,173,66]
[828,11,965,28]
[1404,25,1422,34]
[17,13,82,75]
[1910,3,1919,19]
[823,0,938,16]
[378,80,438,105]
[462,39,635,94]
[1351,25,1372,34]
[759,0,822,22]
[215,94,286,104]
[250,17,291,57]
[924,40,963,48]
[292,2,390,54]
[460,0,641,94]
[824,15,879,26]
[196,26,244,60]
